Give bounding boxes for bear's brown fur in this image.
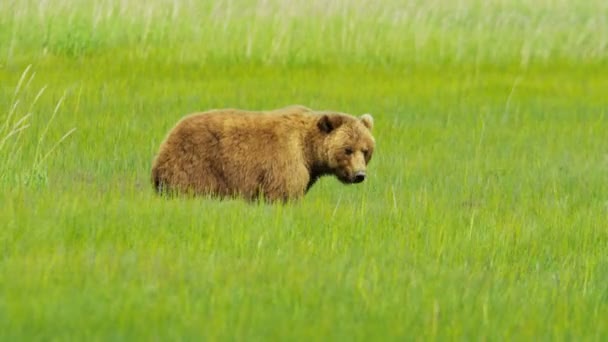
[151,105,375,202]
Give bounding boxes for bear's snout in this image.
[353,171,366,183]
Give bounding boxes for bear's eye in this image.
[344,147,353,155]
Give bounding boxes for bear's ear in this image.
[317,115,343,134]
[360,114,374,130]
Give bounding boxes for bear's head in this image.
[317,113,375,184]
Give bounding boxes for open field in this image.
[1,0,607,340]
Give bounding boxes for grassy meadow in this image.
[1,0,608,340]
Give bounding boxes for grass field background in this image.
[1,0,607,340]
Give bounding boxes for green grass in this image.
[1,0,608,340]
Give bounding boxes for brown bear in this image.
[151,105,375,202]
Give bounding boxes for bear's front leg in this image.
[258,165,309,203]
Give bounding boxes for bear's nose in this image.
[353,171,366,183]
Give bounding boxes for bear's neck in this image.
[306,163,331,192]
[304,129,332,192]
